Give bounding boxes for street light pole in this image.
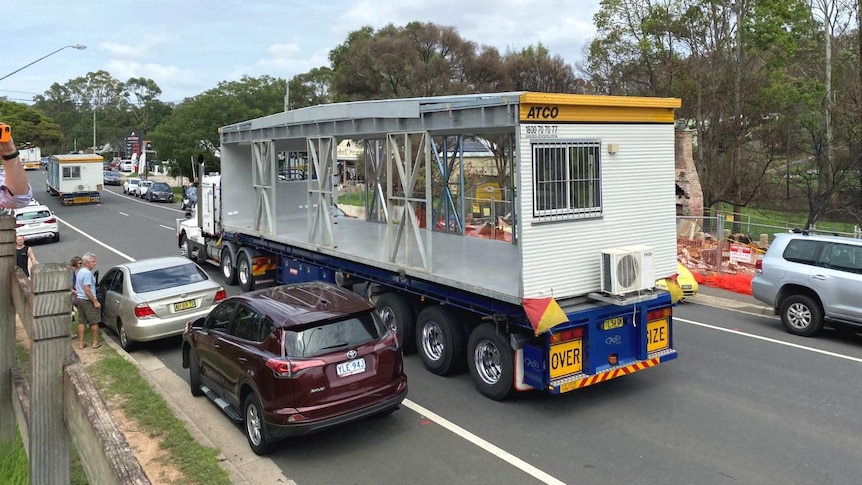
[0,44,87,82]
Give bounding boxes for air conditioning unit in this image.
[600,245,655,296]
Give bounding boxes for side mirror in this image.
[190,317,205,329]
[184,211,193,220]
[93,269,100,284]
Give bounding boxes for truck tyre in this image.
[188,348,203,397]
[416,306,467,375]
[468,324,514,401]
[238,252,255,292]
[244,393,274,455]
[180,235,193,260]
[780,294,824,337]
[220,247,237,286]
[375,293,416,354]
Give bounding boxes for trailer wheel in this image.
[220,247,237,286]
[416,306,467,375]
[468,324,514,401]
[238,252,255,292]
[375,293,416,354]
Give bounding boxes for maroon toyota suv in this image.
[181,281,407,455]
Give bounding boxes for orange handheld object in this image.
[0,123,10,143]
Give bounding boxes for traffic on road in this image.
[23,169,862,485]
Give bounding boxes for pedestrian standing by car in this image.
[0,129,34,209]
[15,234,37,277]
[75,252,101,349]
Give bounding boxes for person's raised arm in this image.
[1,135,30,197]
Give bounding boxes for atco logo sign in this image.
[524,106,559,120]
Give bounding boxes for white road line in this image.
[159,224,174,230]
[118,212,130,217]
[676,317,862,364]
[402,400,567,485]
[55,216,136,262]
[58,210,565,485]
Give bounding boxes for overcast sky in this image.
[3,0,600,104]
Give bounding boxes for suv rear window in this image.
[782,239,821,265]
[152,183,171,190]
[284,313,386,358]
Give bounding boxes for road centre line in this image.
[59,213,565,484]
[676,317,862,364]
[402,400,567,485]
[118,212,130,217]
[159,224,174,230]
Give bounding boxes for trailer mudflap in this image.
[548,349,677,394]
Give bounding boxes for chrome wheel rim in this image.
[239,260,250,286]
[119,325,128,348]
[421,322,443,361]
[787,303,812,329]
[221,253,232,279]
[246,402,263,446]
[379,305,395,332]
[474,339,502,385]
[180,240,189,258]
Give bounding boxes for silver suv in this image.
[752,232,862,336]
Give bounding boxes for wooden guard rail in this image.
[0,214,150,484]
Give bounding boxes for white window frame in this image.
[62,165,81,180]
[532,140,602,221]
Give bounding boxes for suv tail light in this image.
[266,357,325,378]
[755,258,763,273]
[15,223,23,228]
[45,217,57,224]
[214,288,227,302]
[134,303,156,319]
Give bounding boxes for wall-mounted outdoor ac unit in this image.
[601,245,655,296]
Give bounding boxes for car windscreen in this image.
[130,263,209,293]
[283,312,386,358]
[17,210,51,220]
[152,183,170,190]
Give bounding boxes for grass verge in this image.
[1,325,232,485]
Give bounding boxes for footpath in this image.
[109,286,770,485]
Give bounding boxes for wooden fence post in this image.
[0,215,16,443]
[12,261,74,484]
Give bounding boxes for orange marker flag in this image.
[522,297,569,336]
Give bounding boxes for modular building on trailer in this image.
[46,154,104,205]
[178,91,682,400]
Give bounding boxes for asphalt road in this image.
[26,170,862,485]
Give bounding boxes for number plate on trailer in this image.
[73,196,91,203]
[549,340,582,379]
[602,316,624,330]
[336,358,366,377]
[646,319,669,352]
[174,299,197,312]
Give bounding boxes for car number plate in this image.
[602,316,624,331]
[682,284,692,290]
[336,358,366,377]
[549,340,582,379]
[73,196,91,203]
[174,299,197,312]
[646,319,669,352]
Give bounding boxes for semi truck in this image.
[177,91,682,401]
[46,153,104,205]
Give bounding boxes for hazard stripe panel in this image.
[555,358,660,394]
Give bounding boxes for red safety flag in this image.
[522,297,569,336]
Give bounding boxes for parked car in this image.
[181,281,407,455]
[103,170,122,186]
[123,177,141,195]
[11,204,59,242]
[134,180,154,198]
[656,262,698,302]
[146,182,174,203]
[752,231,862,337]
[119,160,136,172]
[96,256,226,351]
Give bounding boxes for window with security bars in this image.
[62,166,81,180]
[532,141,601,221]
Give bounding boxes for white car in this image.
[12,204,59,242]
[135,180,154,198]
[123,177,141,195]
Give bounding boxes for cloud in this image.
[267,44,301,58]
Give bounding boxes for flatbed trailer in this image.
[178,91,681,400]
